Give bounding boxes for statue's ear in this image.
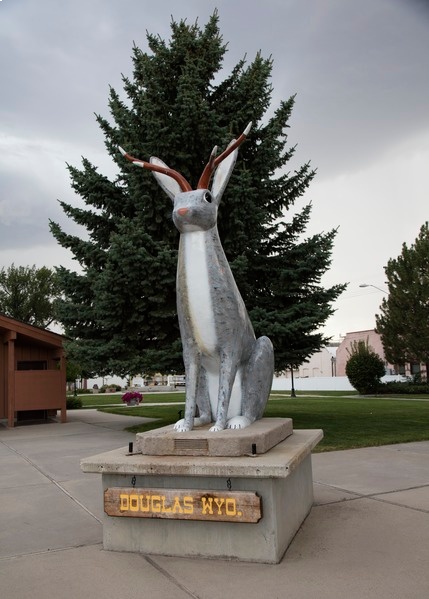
[150,157,182,202]
[211,141,238,204]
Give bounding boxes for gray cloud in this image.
[0,0,428,337]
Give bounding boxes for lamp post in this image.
[290,367,296,398]
[359,283,388,294]
[331,355,336,377]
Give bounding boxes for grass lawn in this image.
[76,392,186,408]
[265,395,429,451]
[270,390,358,397]
[96,392,429,452]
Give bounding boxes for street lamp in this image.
[290,367,296,398]
[359,283,388,294]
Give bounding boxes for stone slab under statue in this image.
[136,417,293,457]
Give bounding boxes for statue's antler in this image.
[119,122,252,191]
[197,122,252,189]
[118,147,192,192]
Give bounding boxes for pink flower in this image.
[122,391,143,404]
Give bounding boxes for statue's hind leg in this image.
[175,366,212,430]
[194,366,212,426]
[226,336,274,429]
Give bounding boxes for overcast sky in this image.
[1,0,428,340]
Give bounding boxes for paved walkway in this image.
[0,410,428,598]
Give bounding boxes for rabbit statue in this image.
[119,123,274,432]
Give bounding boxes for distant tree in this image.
[0,264,60,328]
[345,339,386,395]
[50,12,345,377]
[376,223,429,369]
[66,360,82,397]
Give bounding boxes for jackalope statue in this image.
[120,123,274,432]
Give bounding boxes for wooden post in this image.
[54,348,67,423]
[5,332,17,428]
[60,351,67,423]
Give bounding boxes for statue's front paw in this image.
[226,416,252,430]
[174,419,192,432]
[209,423,225,432]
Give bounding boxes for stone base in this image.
[81,424,323,564]
[136,417,293,457]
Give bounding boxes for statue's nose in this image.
[177,208,189,216]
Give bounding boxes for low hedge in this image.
[98,384,122,393]
[378,381,429,395]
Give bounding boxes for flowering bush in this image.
[121,391,143,405]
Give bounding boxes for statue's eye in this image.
[204,191,212,203]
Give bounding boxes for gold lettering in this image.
[151,495,161,512]
[183,496,194,514]
[225,498,237,516]
[110,489,257,521]
[161,496,172,513]
[139,495,150,512]
[172,496,183,514]
[119,494,129,511]
[214,497,225,514]
[201,497,213,514]
[129,494,139,512]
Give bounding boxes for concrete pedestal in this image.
[81,425,322,564]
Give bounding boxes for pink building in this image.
[335,329,395,377]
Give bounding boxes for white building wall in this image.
[272,374,405,392]
[297,346,337,378]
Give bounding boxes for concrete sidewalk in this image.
[1,410,428,599]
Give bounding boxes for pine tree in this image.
[376,222,429,368]
[50,12,345,377]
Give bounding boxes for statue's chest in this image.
[179,232,217,354]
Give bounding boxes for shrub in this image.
[345,339,386,395]
[66,396,83,409]
[100,384,122,393]
[378,381,429,394]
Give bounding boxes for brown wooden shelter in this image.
[0,314,66,427]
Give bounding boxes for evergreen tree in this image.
[50,12,345,377]
[376,222,429,368]
[0,264,60,328]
